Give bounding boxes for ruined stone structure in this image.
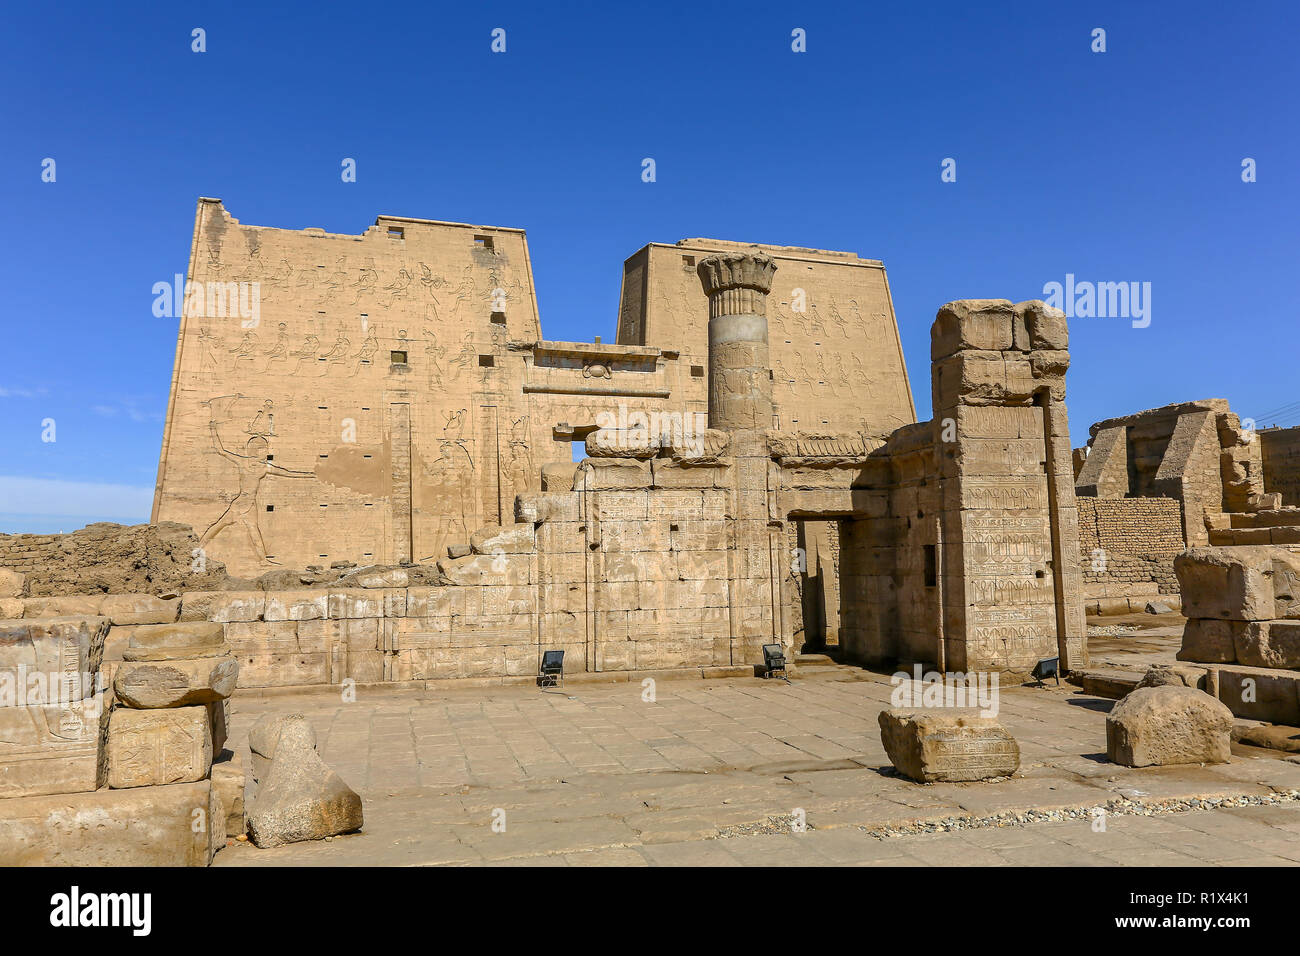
[1170,545,1300,730]
[152,201,913,581]
[1073,399,1268,610]
[5,203,1091,698]
[0,206,1103,864]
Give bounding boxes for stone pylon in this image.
[697,252,782,664]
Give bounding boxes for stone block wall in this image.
[1172,545,1300,726]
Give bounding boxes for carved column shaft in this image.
[696,253,777,436]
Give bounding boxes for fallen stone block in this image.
[584,427,658,459]
[113,655,238,708]
[1233,721,1300,753]
[1145,600,1174,615]
[0,780,220,866]
[106,705,212,789]
[246,714,362,847]
[1106,685,1233,767]
[248,711,317,784]
[98,593,180,626]
[878,708,1020,783]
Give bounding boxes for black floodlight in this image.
[1031,655,1060,686]
[540,649,565,687]
[762,643,787,680]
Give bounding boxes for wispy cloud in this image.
[0,386,48,399]
[0,475,154,529]
[89,397,164,423]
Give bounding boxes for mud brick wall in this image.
[0,523,228,598]
[1077,497,1183,601]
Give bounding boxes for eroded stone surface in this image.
[246,714,362,847]
[1106,685,1232,767]
[113,655,239,708]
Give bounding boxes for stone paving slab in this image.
[215,670,1300,867]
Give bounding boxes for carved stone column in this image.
[697,252,781,665]
[696,252,777,441]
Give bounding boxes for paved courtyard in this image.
[215,665,1300,866]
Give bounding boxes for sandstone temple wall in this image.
[1261,426,1300,507]
[153,202,915,579]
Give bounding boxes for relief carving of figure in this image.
[423,329,447,385]
[228,330,260,362]
[353,259,377,303]
[351,328,379,369]
[260,322,290,373]
[382,267,413,308]
[197,327,219,375]
[290,333,320,375]
[319,327,351,371]
[199,400,313,565]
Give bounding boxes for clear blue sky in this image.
[1,1,1296,531]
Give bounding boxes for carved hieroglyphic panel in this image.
[155,201,544,575]
[923,733,1020,781]
[106,707,211,789]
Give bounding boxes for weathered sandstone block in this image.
[1020,299,1069,351]
[437,552,530,586]
[106,705,212,788]
[97,593,180,626]
[540,462,578,492]
[0,693,106,798]
[248,710,317,783]
[246,714,362,847]
[585,427,658,459]
[1106,686,1233,767]
[1174,546,1300,621]
[931,299,1017,359]
[1177,618,1239,664]
[0,780,220,866]
[1233,620,1300,669]
[1216,666,1300,724]
[212,755,246,837]
[878,708,1020,782]
[113,655,239,708]
[470,523,535,555]
[121,620,225,661]
[0,616,108,702]
[1136,663,1209,690]
[576,458,652,490]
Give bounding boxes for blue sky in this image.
[1,1,1296,532]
